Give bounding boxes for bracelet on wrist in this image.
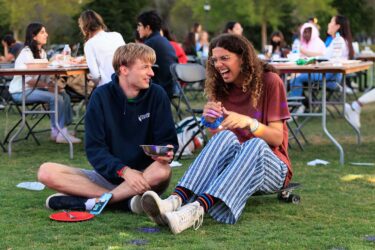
[201,116,224,129]
[249,118,259,133]
[116,166,128,177]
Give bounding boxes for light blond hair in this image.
[112,43,156,75]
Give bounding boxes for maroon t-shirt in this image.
[222,72,292,186]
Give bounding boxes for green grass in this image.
[0,101,374,250]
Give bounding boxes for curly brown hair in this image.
[205,34,276,108]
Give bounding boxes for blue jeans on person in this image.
[11,89,73,129]
[288,73,343,97]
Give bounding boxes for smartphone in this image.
[90,193,113,215]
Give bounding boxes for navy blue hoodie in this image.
[85,75,178,185]
[144,31,178,98]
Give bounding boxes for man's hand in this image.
[151,144,174,164]
[221,107,253,130]
[122,168,151,194]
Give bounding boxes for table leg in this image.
[321,73,344,165]
[53,75,74,159]
[8,75,27,157]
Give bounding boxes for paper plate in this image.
[50,211,94,222]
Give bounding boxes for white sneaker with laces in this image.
[141,191,181,226]
[344,103,361,129]
[129,195,143,214]
[164,201,204,234]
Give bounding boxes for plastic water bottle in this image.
[331,32,345,65]
[292,39,300,55]
[62,44,71,63]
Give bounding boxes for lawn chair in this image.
[170,63,208,160]
[287,96,308,150]
[3,99,50,146]
[3,76,51,147]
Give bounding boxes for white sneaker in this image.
[164,201,204,234]
[345,86,355,95]
[344,103,361,129]
[50,130,75,141]
[141,191,181,226]
[295,104,306,115]
[129,195,143,214]
[56,133,81,144]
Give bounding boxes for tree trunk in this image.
[261,21,267,51]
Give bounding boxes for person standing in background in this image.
[78,9,125,87]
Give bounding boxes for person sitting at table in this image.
[345,88,375,130]
[270,31,289,58]
[141,34,292,234]
[223,21,244,36]
[0,34,23,62]
[38,43,178,214]
[78,9,125,87]
[289,15,354,102]
[299,22,325,58]
[8,22,81,143]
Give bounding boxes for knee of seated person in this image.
[37,162,56,184]
[214,130,236,140]
[244,137,267,148]
[154,164,171,182]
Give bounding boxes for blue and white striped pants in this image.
[177,130,288,224]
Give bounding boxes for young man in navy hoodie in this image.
[38,43,178,214]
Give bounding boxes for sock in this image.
[352,101,361,112]
[196,193,218,212]
[84,198,96,210]
[172,186,193,204]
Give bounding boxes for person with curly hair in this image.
[140,34,292,234]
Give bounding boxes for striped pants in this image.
[177,130,288,224]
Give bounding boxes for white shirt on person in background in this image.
[324,39,349,60]
[9,47,47,94]
[84,30,125,86]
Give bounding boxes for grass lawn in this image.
[0,100,374,250]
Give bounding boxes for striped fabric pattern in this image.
[177,130,288,224]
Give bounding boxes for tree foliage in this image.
[331,0,375,35]
[169,0,336,49]
[81,0,149,43]
[0,0,88,43]
[0,0,372,51]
